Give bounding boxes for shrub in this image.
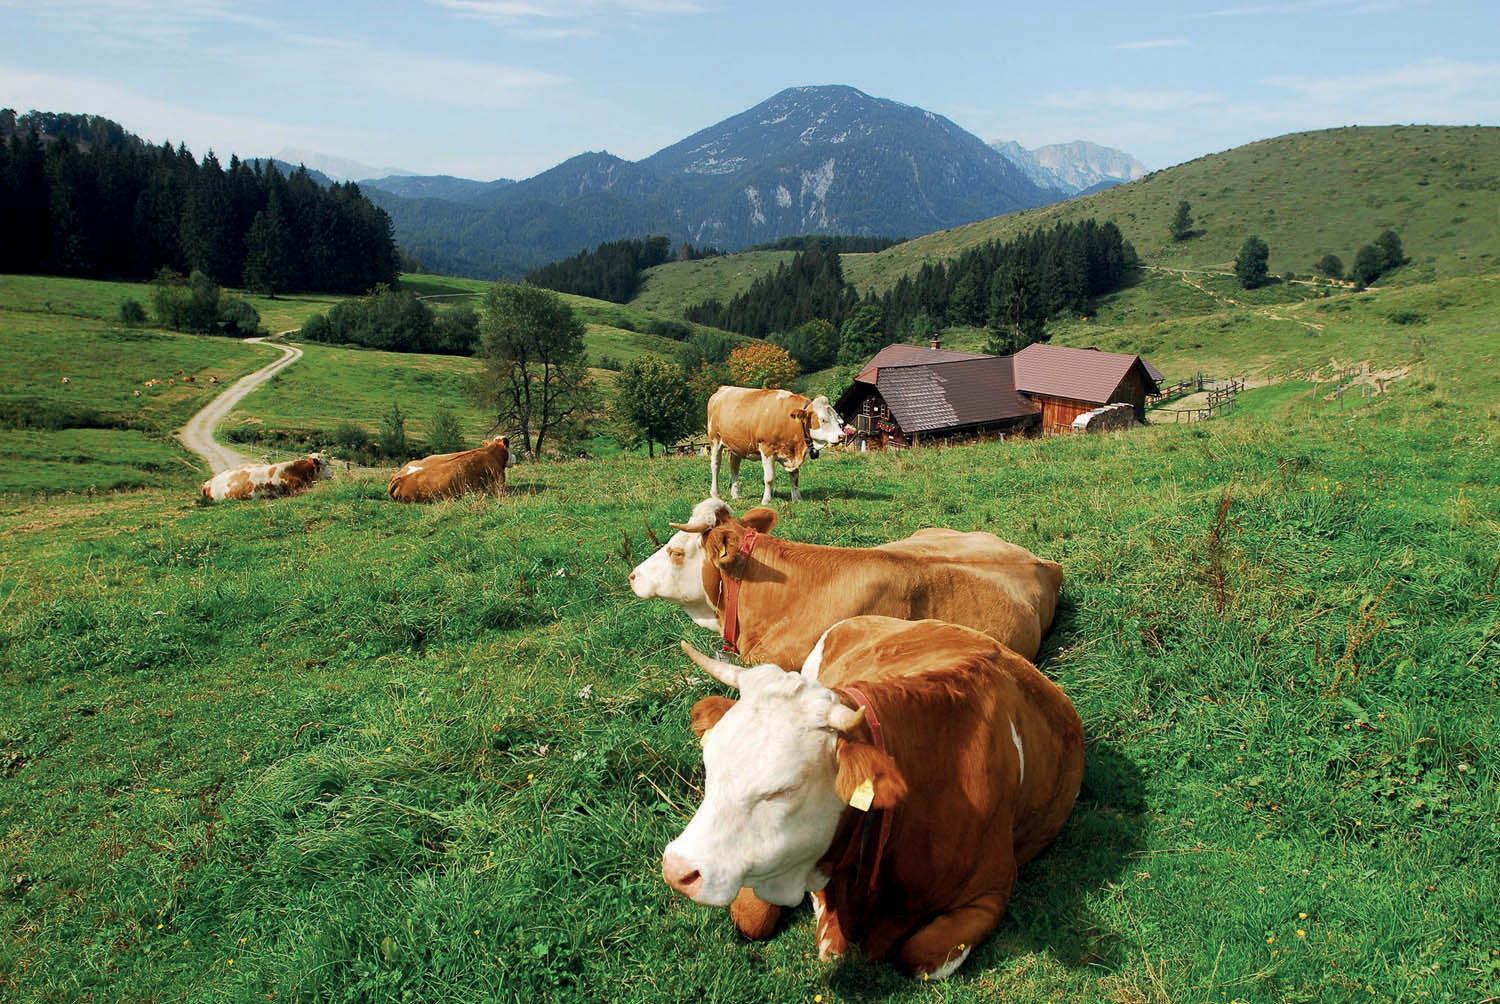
[1315,254,1345,280]
[593,354,624,372]
[427,407,465,454]
[217,297,262,337]
[1388,311,1427,326]
[333,421,370,452]
[647,318,692,341]
[379,401,409,460]
[118,299,147,325]
[299,313,330,342]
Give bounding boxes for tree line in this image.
[0,109,400,293]
[524,235,730,303]
[300,286,480,356]
[684,244,860,337]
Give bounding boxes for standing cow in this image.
[706,387,843,503]
[662,617,1084,979]
[387,436,515,502]
[200,454,331,501]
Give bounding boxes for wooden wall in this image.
[1036,395,1096,433]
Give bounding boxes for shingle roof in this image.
[1012,343,1160,403]
[875,356,1039,435]
[856,343,991,384]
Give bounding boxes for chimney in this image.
[929,338,942,350]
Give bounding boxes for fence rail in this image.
[1150,375,1246,423]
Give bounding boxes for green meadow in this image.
[3,261,1498,1003]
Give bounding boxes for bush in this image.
[217,297,262,337]
[118,299,147,325]
[299,313,330,343]
[333,421,370,452]
[678,330,735,370]
[151,268,222,333]
[647,318,692,341]
[593,354,624,371]
[379,401,409,460]
[1315,254,1345,280]
[1388,311,1427,326]
[427,407,465,454]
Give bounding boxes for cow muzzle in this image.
[661,849,707,901]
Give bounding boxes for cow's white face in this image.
[309,454,332,481]
[628,499,727,629]
[805,396,844,446]
[663,667,847,907]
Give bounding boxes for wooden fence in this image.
[1151,376,1246,423]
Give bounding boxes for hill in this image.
[847,125,1500,292]
[359,85,1068,278]
[991,139,1148,194]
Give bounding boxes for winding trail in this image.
[177,330,301,474]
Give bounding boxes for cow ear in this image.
[690,696,736,738]
[740,507,776,534]
[705,526,742,570]
[790,408,809,421]
[835,739,908,810]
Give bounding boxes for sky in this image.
[2,0,1497,181]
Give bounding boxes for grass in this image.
[630,250,796,318]
[3,252,1499,1002]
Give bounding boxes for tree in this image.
[1352,244,1384,287]
[1375,230,1405,272]
[243,201,290,296]
[1315,254,1344,280]
[1170,200,1194,241]
[770,319,839,372]
[473,283,593,457]
[1234,236,1270,289]
[986,258,1045,354]
[427,407,465,454]
[728,342,800,389]
[687,361,730,426]
[837,302,887,364]
[614,357,696,457]
[380,400,410,460]
[948,269,986,327]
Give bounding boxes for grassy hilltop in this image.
[2,124,1499,1002]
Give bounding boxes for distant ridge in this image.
[991,139,1148,195]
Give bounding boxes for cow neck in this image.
[820,684,894,915]
[717,527,760,655]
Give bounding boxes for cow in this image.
[387,436,515,503]
[706,387,844,503]
[661,617,1084,979]
[200,454,331,502]
[628,498,1063,668]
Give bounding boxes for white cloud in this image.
[1112,39,1192,49]
[1201,0,1419,16]
[428,0,707,35]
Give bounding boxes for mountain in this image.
[991,139,1148,195]
[364,85,1066,279]
[275,147,412,182]
[247,158,336,188]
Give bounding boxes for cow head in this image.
[662,643,908,908]
[307,453,332,481]
[629,500,776,629]
[789,395,845,449]
[487,435,518,467]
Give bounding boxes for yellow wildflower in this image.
[1297,929,1307,938]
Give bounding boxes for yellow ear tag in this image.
[849,778,875,812]
[719,543,731,561]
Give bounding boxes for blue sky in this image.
[2,0,1496,181]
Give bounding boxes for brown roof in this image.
[872,356,1039,434]
[856,343,991,384]
[1012,343,1160,403]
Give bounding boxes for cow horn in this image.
[669,520,712,534]
[826,703,866,733]
[681,641,741,688]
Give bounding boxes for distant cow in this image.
[387,437,515,503]
[629,499,1063,668]
[200,454,331,502]
[662,617,1084,979]
[706,387,843,503]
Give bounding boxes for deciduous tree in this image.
[1170,200,1194,241]
[614,356,696,457]
[728,342,800,389]
[1235,236,1270,289]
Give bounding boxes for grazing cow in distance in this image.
[706,386,843,503]
[200,454,331,501]
[629,498,1063,668]
[662,617,1084,979]
[387,436,515,503]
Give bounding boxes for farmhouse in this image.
[839,341,1160,447]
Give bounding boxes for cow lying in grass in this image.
[387,437,514,502]
[629,499,1063,667]
[662,617,1083,979]
[200,454,331,501]
[707,386,844,503]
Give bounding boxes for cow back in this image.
[388,440,508,502]
[708,387,811,460]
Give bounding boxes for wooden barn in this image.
[836,342,1042,448]
[840,341,1160,447]
[1012,343,1160,434]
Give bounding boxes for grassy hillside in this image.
[631,250,796,317]
[3,231,1499,1002]
[846,126,1500,292]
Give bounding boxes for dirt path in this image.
[177,330,301,474]
[1144,265,1327,335]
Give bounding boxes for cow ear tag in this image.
[849,778,875,812]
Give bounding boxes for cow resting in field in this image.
[387,437,515,502]
[200,454,331,501]
[662,617,1084,979]
[628,499,1063,668]
[706,386,844,503]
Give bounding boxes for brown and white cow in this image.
[628,499,1062,668]
[387,436,515,503]
[707,386,843,503]
[199,454,331,501]
[662,617,1083,979]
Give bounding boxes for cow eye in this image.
[667,548,684,564]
